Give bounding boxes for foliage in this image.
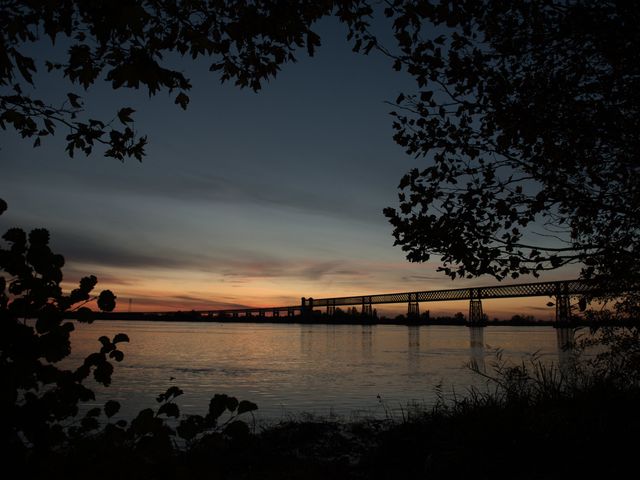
[0,206,257,473]
[0,218,123,456]
[0,0,375,160]
[381,1,639,300]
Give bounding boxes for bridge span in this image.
[176,279,598,325]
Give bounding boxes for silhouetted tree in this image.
[381,1,639,309]
[0,0,374,160]
[0,207,121,457]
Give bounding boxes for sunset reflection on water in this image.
[66,321,568,422]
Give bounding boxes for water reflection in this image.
[300,326,313,354]
[469,327,486,373]
[408,326,421,374]
[68,321,577,420]
[556,327,576,376]
[361,325,373,358]
[469,327,486,372]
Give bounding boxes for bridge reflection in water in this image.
[464,326,575,376]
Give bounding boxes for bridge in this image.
[166,279,599,325]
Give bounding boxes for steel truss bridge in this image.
[158,279,600,325]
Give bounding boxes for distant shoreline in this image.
[74,311,634,328]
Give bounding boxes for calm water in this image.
[66,321,574,422]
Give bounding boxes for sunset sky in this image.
[0,18,577,319]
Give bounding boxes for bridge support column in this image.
[273,310,280,317]
[301,297,314,318]
[468,299,484,325]
[361,297,373,316]
[326,299,336,315]
[287,308,295,317]
[553,282,572,325]
[468,289,485,326]
[407,293,420,318]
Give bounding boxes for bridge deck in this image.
[138,279,597,316]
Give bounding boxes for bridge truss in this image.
[179,279,600,325]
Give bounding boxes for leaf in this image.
[117,107,135,124]
[76,307,94,323]
[237,400,258,415]
[174,93,189,110]
[226,396,238,412]
[97,290,116,311]
[81,417,100,431]
[86,407,101,417]
[109,350,124,362]
[104,400,120,418]
[158,402,180,418]
[177,415,204,441]
[113,333,129,344]
[208,394,229,420]
[67,93,82,108]
[224,420,249,439]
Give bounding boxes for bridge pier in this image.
[327,299,336,315]
[407,293,420,318]
[287,308,295,317]
[301,297,314,318]
[468,289,485,326]
[273,309,280,317]
[553,282,572,325]
[361,296,373,316]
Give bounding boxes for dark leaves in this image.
[237,400,258,415]
[104,400,120,418]
[384,1,639,293]
[158,402,180,418]
[97,290,116,312]
[117,108,135,124]
[174,93,189,110]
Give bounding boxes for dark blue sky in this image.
[0,17,573,317]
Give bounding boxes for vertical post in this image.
[407,293,420,318]
[468,289,484,326]
[327,299,335,315]
[361,296,373,316]
[273,309,280,317]
[301,297,314,319]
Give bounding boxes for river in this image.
[66,321,577,422]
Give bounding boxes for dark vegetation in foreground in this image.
[11,329,640,480]
[3,223,640,479]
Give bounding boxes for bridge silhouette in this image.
[148,279,598,325]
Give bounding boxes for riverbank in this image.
[20,363,640,480]
[79,310,637,328]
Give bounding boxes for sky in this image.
[0,18,577,319]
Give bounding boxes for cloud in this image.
[51,230,198,270]
[52,228,370,285]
